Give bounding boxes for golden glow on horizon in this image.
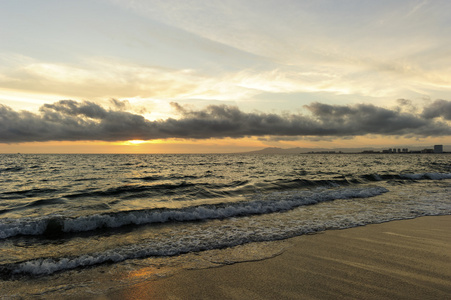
[0,135,448,154]
[124,140,150,145]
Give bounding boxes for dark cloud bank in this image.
[1,99,450,143]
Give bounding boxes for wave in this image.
[3,195,450,277]
[0,166,23,173]
[0,188,61,200]
[215,172,451,190]
[358,172,451,182]
[400,173,451,180]
[254,172,451,188]
[139,175,200,181]
[0,186,388,240]
[64,180,250,199]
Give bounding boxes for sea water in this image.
[1,153,450,297]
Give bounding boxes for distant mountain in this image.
[243,147,349,154]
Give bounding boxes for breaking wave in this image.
[0,186,388,239]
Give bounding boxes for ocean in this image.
[1,153,450,298]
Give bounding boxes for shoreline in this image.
[107,215,451,300]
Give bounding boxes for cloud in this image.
[1,99,450,143]
[421,99,451,120]
[303,102,444,136]
[0,55,204,99]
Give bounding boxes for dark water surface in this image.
[1,154,450,297]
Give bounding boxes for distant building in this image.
[421,149,434,153]
[434,145,443,153]
[380,146,441,154]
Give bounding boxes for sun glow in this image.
[125,140,149,145]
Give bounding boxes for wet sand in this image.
[106,215,451,300]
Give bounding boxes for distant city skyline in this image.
[243,144,449,154]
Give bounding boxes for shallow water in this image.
[1,153,450,297]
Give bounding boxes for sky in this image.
[1,0,450,153]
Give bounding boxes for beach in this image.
[108,215,451,300]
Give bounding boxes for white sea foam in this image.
[4,183,451,277]
[0,219,47,239]
[9,193,451,277]
[2,171,451,240]
[0,186,388,239]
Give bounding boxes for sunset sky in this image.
[1,0,451,153]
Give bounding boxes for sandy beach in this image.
[107,215,451,300]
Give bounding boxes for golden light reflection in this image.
[128,267,159,279]
[116,266,169,299]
